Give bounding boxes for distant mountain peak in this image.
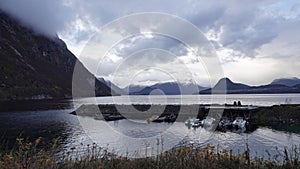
[271,77,300,87]
[273,77,300,81]
[199,77,250,94]
[218,77,233,83]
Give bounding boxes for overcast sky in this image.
[1,0,300,87]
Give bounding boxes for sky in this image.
[1,0,300,87]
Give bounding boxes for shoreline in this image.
[71,103,300,127]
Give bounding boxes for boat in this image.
[200,117,216,128]
[185,118,200,128]
[147,115,160,123]
[164,114,177,123]
[153,116,166,123]
[218,118,232,131]
[191,119,201,127]
[104,114,125,121]
[185,118,193,125]
[232,117,246,129]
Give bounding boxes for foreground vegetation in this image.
[0,138,299,169]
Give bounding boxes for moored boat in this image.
[232,117,246,129]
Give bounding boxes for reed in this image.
[0,137,299,169]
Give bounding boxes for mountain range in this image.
[0,11,114,100]
[99,77,300,95]
[132,82,207,95]
[199,77,300,94]
[97,78,207,95]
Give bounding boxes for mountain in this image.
[200,77,300,94]
[97,77,123,95]
[200,78,250,94]
[122,84,148,95]
[0,11,114,100]
[271,77,300,87]
[213,78,250,90]
[132,82,207,95]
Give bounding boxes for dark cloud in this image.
[1,0,300,86]
[0,0,75,37]
[111,34,188,58]
[1,0,298,58]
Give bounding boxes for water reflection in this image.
[0,101,299,159]
[0,109,90,151]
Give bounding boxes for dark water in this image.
[0,108,299,159]
[0,94,300,158]
[0,109,90,151]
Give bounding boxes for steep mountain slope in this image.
[97,77,123,95]
[0,11,113,100]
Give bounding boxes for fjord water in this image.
[1,94,300,158]
[74,93,300,107]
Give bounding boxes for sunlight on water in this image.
[74,94,300,107]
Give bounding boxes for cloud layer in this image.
[1,0,300,86]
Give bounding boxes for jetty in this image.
[72,102,260,122]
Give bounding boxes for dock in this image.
[73,103,260,122]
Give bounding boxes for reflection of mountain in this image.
[200,77,300,94]
[0,11,114,100]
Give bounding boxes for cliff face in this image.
[0,12,113,100]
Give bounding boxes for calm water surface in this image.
[0,94,300,158]
[75,94,300,107]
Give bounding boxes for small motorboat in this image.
[104,114,125,121]
[191,119,201,127]
[153,116,166,123]
[185,118,200,128]
[218,118,232,131]
[147,115,160,123]
[185,118,192,125]
[201,117,216,127]
[164,114,177,123]
[232,117,246,130]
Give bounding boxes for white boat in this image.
[201,117,216,127]
[232,117,246,129]
[185,118,200,128]
[191,119,201,127]
[147,115,160,123]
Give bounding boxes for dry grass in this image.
[0,137,299,169]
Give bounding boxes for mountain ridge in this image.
[271,77,300,87]
[0,11,114,100]
[200,77,300,94]
[132,81,207,95]
[97,76,300,95]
